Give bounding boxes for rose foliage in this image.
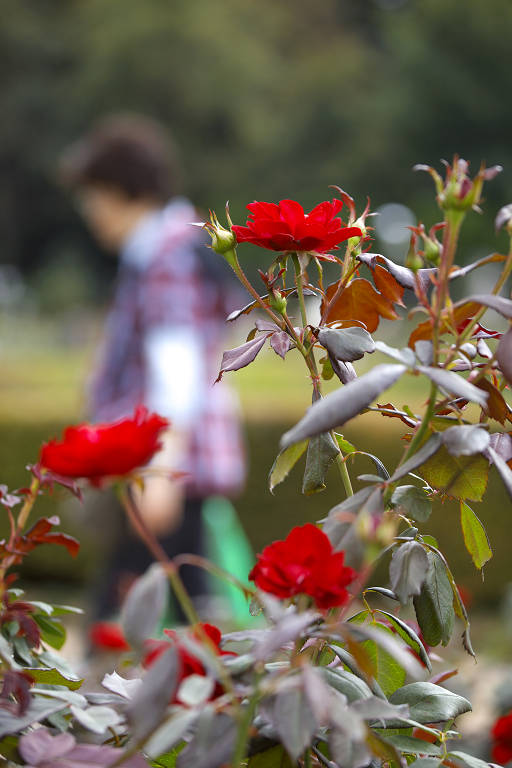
[1,158,511,768]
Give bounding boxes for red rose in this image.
[232,199,362,260]
[143,623,235,703]
[249,523,356,610]
[90,622,130,652]
[492,712,512,765]
[39,406,168,485]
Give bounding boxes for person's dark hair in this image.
[60,114,180,202]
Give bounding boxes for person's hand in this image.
[131,474,184,536]
[130,428,187,537]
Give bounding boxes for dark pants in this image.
[94,496,208,623]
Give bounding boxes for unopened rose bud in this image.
[405,233,424,272]
[203,209,238,269]
[423,236,441,267]
[269,289,287,315]
[414,157,502,215]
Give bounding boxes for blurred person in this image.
[60,114,248,622]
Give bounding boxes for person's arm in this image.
[131,326,206,535]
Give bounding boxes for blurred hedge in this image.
[1,416,509,609]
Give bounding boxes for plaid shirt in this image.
[89,199,246,498]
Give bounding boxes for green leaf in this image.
[27,667,83,690]
[389,682,471,723]
[448,750,491,768]
[382,734,441,756]
[34,615,66,650]
[360,624,406,697]
[413,551,455,647]
[0,735,19,762]
[334,433,356,454]
[409,759,442,768]
[302,431,340,494]
[391,485,432,523]
[268,440,308,493]
[247,744,295,768]
[389,541,429,605]
[419,445,488,501]
[374,610,431,672]
[150,744,186,768]
[460,501,492,570]
[323,668,373,702]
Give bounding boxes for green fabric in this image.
[202,496,255,625]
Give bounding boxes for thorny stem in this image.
[16,476,40,535]
[401,380,438,463]
[0,476,40,593]
[173,552,255,598]
[290,254,354,497]
[292,254,309,329]
[232,685,261,768]
[399,213,463,467]
[118,486,237,697]
[334,449,354,497]
[118,488,200,626]
[445,243,512,368]
[230,252,285,328]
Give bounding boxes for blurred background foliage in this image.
[1,0,512,623]
[2,0,512,301]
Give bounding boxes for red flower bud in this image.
[89,622,130,652]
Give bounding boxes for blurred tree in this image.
[0,0,511,297]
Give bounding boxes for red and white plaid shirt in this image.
[89,199,246,498]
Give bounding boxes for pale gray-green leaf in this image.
[121,563,169,649]
[389,541,429,605]
[389,682,471,723]
[391,485,432,522]
[280,364,406,448]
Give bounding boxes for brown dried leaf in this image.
[322,278,398,333]
[373,265,405,307]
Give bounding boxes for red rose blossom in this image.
[231,199,362,260]
[492,712,512,765]
[39,406,168,485]
[89,622,130,652]
[143,623,235,703]
[249,523,356,609]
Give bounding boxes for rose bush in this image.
[1,156,511,768]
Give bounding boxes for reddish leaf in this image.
[375,403,417,428]
[373,265,405,306]
[408,302,481,348]
[14,517,80,559]
[476,379,508,423]
[321,278,398,333]
[270,331,293,359]
[0,670,34,715]
[29,464,83,501]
